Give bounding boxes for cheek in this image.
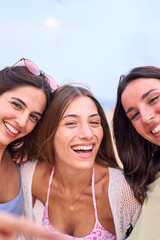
[101,128,104,139]
[4,109,18,118]
[25,122,37,135]
[132,121,144,136]
[96,127,103,145]
[53,130,65,150]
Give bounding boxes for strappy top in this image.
[0,164,24,216]
[42,167,116,240]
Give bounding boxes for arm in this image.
[0,212,67,240]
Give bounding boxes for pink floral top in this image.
[42,168,116,240]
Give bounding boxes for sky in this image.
[1,0,160,109]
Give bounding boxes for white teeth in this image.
[152,125,160,134]
[72,145,93,151]
[4,123,19,134]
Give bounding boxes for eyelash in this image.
[149,95,159,104]
[130,112,139,121]
[11,101,22,110]
[30,114,39,123]
[65,120,100,126]
[130,96,160,121]
[90,121,100,125]
[65,122,76,126]
[11,101,39,123]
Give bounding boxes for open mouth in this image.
[4,122,19,134]
[152,124,160,134]
[72,145,93,153]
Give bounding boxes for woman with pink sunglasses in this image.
[0,58,63,239]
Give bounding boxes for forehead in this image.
[122,77,160,101]
[4,85,41,95]
[64,96,98,115]
[1,85,46,108]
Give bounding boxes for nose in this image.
[15,113,29,130]
[78,122,93,139]
[141,108,155,124]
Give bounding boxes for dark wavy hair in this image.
[34,84,119,169]
[113,66,160,204]
[1,65,53,157]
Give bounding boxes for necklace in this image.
[55,168,94,211]
[69,183,89,211]
[69,169,94,211]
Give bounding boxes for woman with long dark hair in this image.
[113,66,160,239]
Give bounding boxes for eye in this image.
[65,121,77,126]
[30,114,39,123]
[90,117,101,126]
[90,121,100,125]
[149,95,159,104]
[11,101,22,110]
[130,112,139,121]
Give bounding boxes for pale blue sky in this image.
[1,0,160,109]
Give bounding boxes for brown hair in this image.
[35,84,119,169]
[1,66,53,157]
[113,66,160,204]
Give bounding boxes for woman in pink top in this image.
[21,84,141,240]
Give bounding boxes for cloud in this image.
[44,17,59,29]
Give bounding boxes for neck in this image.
[54,165,93,211]
[54,164,93,191]
[0,149,11,167]
[0,146,8,164]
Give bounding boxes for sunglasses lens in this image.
[45,74,58,90]
[24,59,40,76]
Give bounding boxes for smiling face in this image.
[0,86,47,148]
[121,77,160,146]
[53,96,103,170]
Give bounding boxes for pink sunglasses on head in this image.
[7,58,58,91]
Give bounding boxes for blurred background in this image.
[1,0,160,110]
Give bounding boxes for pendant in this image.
[69,205,74,211]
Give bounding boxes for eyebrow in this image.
[11,97,42,117]
[62,113,100,120]
[126,89,158,114]
[141,89,157,100]
[11,97,27,107]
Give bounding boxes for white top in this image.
[20,160,141,240]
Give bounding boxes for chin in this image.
[76,161,95,170]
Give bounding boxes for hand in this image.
[0,233,15,240]
[0,212,68,239]
[13,153,28,164]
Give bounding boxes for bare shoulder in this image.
[94,163,109,194]
[35,160,51,174]
[94,164,125,190]
[33,160,52,184]
[94,163,109,179]
[32,161,52,203]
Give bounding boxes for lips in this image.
[151,124,160,134]
[71,144,95,160]
[4,122,19,135]
[72,145,93,152]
